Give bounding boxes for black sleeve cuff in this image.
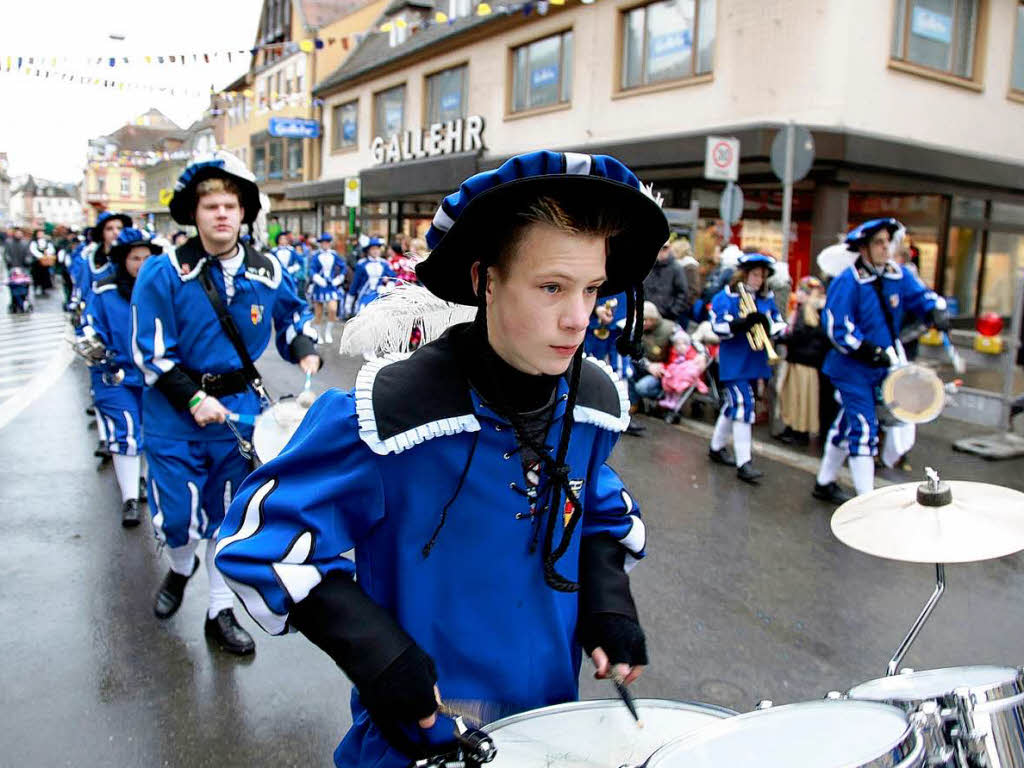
[579,533,638,621]
[288,570,413,689]
[289,334,320,367]
[154,366,201,411]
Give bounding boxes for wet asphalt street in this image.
[2,295,1023,767]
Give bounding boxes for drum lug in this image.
[910,702,956,767]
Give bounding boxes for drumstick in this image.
[611,672,643,729]
[297,371,316,408]
[226,412,256,425]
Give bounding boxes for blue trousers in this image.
[721,380,756,424]
[145,435,252,547]
[826,380,878,457]
[93,384,143,456]
[584,332,633,380]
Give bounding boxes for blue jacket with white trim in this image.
[345,257,395,314]
[272,245,305,280]
[215,328,644,767]
[309,249,348,289]
[709,286,785,382]
[86,277,144,388]
[130,237,316,442]
[822,258,941,386]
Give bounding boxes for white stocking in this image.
[166,540,199,576]
[711,410,731,450]
[732,422,752,467]
[849,456,875,496]
[816,440,849,485]
[206,542,235,619]
[111,454,140,502]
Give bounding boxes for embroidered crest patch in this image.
[563,479,585,526]
[250,304,265,325]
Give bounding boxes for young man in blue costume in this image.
[216,150,666,767]
[86,228,160,527]
[132,151,320,655]
[708,252,786,483]
[812,218,947,502]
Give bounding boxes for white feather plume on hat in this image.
[339,283,478,359]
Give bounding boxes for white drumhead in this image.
[849,666,1019,703]
[252,401,307,462]
[646,700,918,768]
[485,699,733,768]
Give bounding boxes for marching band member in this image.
[216,151,663,767]
[812,218,948,503]
[271,231,306,294]
[131,152,320,654]
[708,253,786,484]
[344,236,395,317]
[308,232,347,344]
[85,228,159,527]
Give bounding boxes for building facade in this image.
[303,0,1024,319]
[217,0,388,238]
[9,175,85,230]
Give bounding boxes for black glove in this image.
[852,344,891,368]
[929,307,951,332]
[577,534,648,668]
[289,571,443,758]
[728,311,769,336]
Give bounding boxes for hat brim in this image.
[737,260,776,277]
[846,220,901,251]
[169,167,261,225]
[91,214,133,243]
[416,175,668,306]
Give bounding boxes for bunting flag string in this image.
[0,63,214,97]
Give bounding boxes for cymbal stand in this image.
[886,563,946,677]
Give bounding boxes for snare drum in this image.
[645,700,925,768]
[252,400,308,464]
[483,699,735,768]
[849,666,1024,768]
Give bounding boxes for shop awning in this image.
[285,178,347,201]
[360,152,480,200]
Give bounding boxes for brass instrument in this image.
[737,283,779,363]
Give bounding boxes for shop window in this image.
[374,84,405,139]
[268,140,283,180]
[991,200,1024,226]
[287,138,303,179]
[620,0,714,91]
[511,30,573,113]
[951,196,986,220]
[1013,2,1024,94]
[253,146,267,181]
[978,232,1024,316]
[120,175,130,196]
[139,179,146,197]
[332,100,358,150]
[891,0,980,80]
[944,226,982,315]
[426,65,468,124]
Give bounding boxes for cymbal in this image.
[831,480,1024,563]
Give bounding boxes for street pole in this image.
[1002,269,1024,430]
[722,182,733,243]
[780,121,795,263]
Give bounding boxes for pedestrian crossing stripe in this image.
[0,312,75,427]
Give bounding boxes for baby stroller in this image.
[662,338,720,424]
[6,268,33,314]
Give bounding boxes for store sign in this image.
[268,117,322,139]
[344,177,360,208]
[911,7,952,44]
[371,115,485,165]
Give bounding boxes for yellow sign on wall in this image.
[158,188,174,206]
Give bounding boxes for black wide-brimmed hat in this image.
[108,228,163,265]
[418,150,668,306]
[91,212,133,243]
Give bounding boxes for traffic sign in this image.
[705,136,740,182]
[344,177,361,208]
[719,182,743,224]
[771,125,814,182]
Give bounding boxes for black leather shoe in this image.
[708,447,734,466]
[121,499,141,528]
[624,420,646,437]
[85,406,96,417]
[94,440,111,459]
[773,427,796,445]
[205,609,255,656]
[812,482,854,504]
[737,462,764,484]
[153,555,199,619]
[138,478,148,503]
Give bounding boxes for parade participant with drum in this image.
[343,236,395,317]
[308,232,347,344]
[131,151,320,655]
[216,150,662,767]
[708,253,786,484]
[812,218,948,503]
[86,228,159,527]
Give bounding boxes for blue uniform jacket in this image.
[309,249,348,289]
[588,292,628,335]
[87,278,143,388]
[822,259,940,386]
[709,286,785,382]
[272,245,305,280]
[131,239,316,442]
[216,332,645,767]
[345,257,395,313]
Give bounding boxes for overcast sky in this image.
[0,0,265,182]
